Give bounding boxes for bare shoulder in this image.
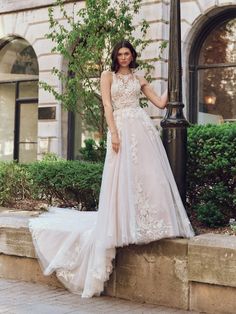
[101,70,113,81]
[135,75,148,88]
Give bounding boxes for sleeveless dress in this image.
[29,72,194,298]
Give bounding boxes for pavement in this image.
[0,278,200,314]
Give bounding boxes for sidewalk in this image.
[0,278,199,314]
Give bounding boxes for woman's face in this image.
[117,47,133,68]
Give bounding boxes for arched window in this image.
[0,36,39,162]
[189,9,236,124]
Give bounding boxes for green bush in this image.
[187,123,236,227]
[79,138,106,162]
[27,160,103,210]
[0,160,103,210]
[196,203,225,228]
[0,162,32,206]
[41,152,62,162]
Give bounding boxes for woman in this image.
[29,40,194,298]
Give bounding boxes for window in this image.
[189,10,236,124]
[0,36,38,162]
[0,36,38,81]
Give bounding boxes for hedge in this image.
[0,159,103,211]
[0,162,31,205]
[187,123,236,227]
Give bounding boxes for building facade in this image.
[0,0,235,162]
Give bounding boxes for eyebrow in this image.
[118,52,130,55]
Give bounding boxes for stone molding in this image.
[0,0,78,14]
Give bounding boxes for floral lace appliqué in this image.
[134,176,172,243]
[111,73,140,111]
[130,134,138,164]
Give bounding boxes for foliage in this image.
[40,0,166,138]
[196,203,225,228]
[187,123,236,227]
[41,152,62,162]
[79,138,106,162]
[27,160,103,210]
[0,162,31,205]
[0,160,103,210]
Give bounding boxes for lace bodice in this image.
[111,72,141,111]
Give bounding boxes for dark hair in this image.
[111,40,139,72]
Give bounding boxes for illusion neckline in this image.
[115,71,133,76]
[112,71,140,87]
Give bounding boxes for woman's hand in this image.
[111,132,120,153]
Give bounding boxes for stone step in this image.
[0,208,63,288]
[0,208,236,314]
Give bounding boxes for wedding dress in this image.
[29,72,194,298]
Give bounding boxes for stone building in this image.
[0,0,235,162]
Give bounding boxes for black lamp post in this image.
[161,0,189,203]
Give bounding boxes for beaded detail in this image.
[111,72,140,111]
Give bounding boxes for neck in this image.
[117,67,132,75]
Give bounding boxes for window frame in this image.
[188,8,236,123]
[0,36,39,162]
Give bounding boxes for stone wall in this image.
[105,239,190,310]
[0,209,236,313]
[188,234,236,313]
[0,1,85,158]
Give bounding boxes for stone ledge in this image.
[188,234,236,288]
[0,208,39,258]
[0,209,189,309]
[105,239,189,310]
[0,254,63,288]
[0,209,236,313]
[0,227,35,258]
[190,282,236,314]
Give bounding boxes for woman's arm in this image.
[100,71,120,153]
[138,76,168,109]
